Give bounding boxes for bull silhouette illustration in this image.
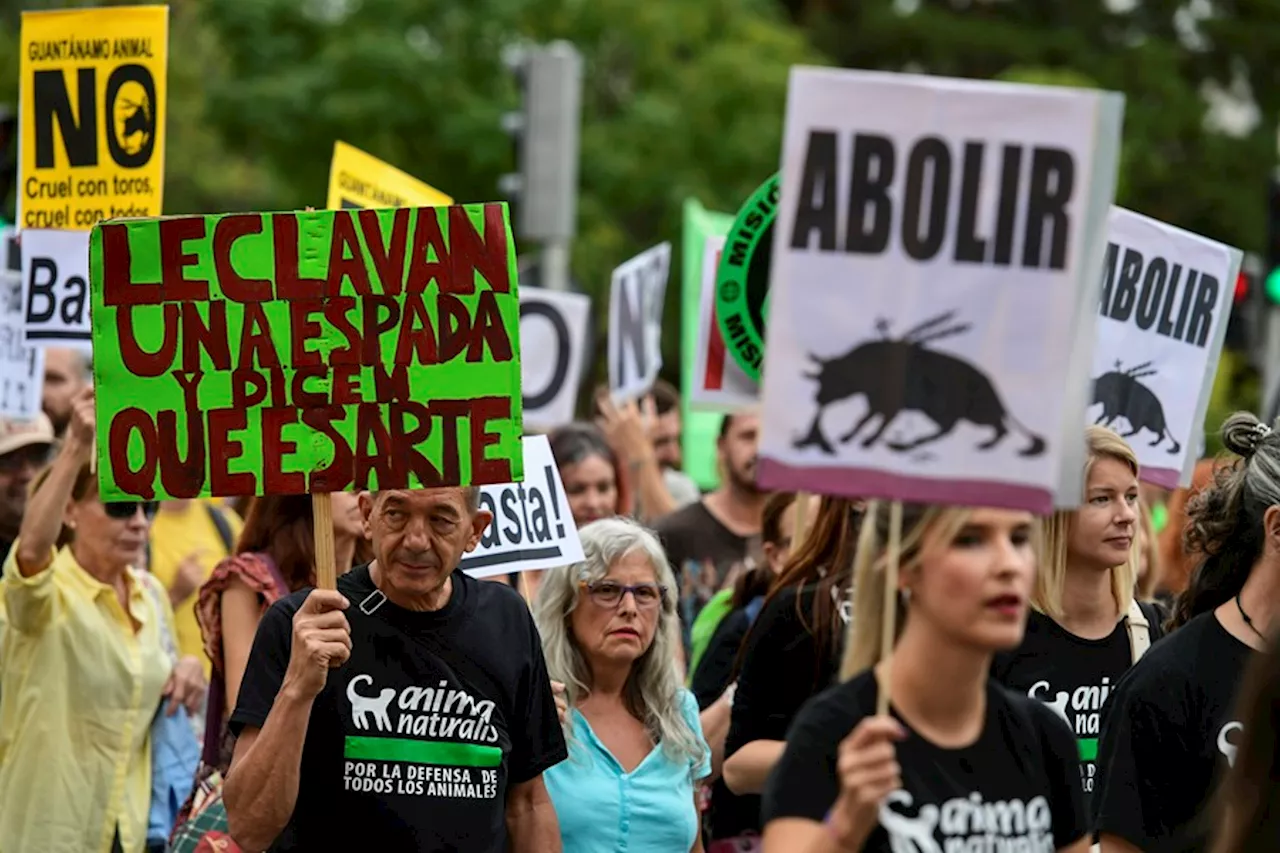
[117,98,152,149]
[794,311,1046,458]
[1092,361,1180,454]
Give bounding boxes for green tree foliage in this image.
[198,0,820,384]
[783,0,1277,255]
[0,0,1272,433]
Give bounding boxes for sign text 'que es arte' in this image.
[89,204,523,502]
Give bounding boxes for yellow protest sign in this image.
[326,141,452,210]
[18,6,168,231]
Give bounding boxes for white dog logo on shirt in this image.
[879,791,943,853]
[1028,681,1071,728]
[1217,721,1243,768]
[347,674,396,732]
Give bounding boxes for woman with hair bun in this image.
[1093,412,1277,853]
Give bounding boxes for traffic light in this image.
[1226,267,1254,351]
[1265,176,1280,304]
[499,41,583,244]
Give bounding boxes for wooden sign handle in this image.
[792,491,812,547]
[313,492,336,590]
[876,500,904,717]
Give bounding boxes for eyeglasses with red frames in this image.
[579,579,667,610]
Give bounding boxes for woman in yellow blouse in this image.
[0,389,205,853]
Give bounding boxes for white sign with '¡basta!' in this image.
[21,228,92,353]
[460,434,585,579]
[757,68,1124,513]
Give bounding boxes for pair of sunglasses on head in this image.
[103,500,160,521]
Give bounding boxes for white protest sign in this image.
[460,434,585,579]
[692,235,759,411]
[21,228,92,352]
[1091,207,1239,488]
[608,242,670,403]
[758,68,1123,513]
[0,231,44,420]
[520,288,591,430]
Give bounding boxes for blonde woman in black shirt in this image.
[762,502,1088,853]
[993,426,1164,802]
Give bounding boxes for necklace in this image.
[1235,593,1269,641]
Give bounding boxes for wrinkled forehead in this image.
[375,487,471,515]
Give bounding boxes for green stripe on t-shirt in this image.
[344,736,502,767]
[1078,737,1098,762]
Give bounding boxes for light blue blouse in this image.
[545,688,712,853]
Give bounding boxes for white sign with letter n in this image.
[460,435,585,579]
[520,288,591,431]
[757,68,1124,513]
[1090,207,1239,488]
[608,242,670,403]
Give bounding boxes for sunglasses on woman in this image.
[580,580,667,610]
[104,500,160,521]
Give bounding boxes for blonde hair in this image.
[1033,425,1138,621]
[839,502,974,679]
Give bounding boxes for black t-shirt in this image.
[710,583,841,840]
[691,601,754,711]
[991,604,1165,802]
[653,501,755,639]
[763,671,1089,853]
[1093,611,1252,853]
[229,565,568,852]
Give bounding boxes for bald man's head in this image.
[42,348,91,436]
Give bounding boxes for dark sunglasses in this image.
[104,500,159,521]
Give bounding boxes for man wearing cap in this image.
[0,413,53,562]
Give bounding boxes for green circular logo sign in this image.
[715,173,779,381]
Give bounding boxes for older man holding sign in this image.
[88,204,566,851]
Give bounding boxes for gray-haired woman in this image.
[534,517,711,853]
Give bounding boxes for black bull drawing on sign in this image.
[1092,361,1181,454]
[119,99,152,141]
[794,312,1047,458]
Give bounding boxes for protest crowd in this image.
[3,5,1280,853]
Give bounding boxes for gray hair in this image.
[533,516,705,769]
[1172,411,1280,629]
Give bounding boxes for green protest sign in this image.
[88,204,523,501]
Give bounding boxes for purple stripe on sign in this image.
[758,458,1055,515]
[1139,466,1181,490]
